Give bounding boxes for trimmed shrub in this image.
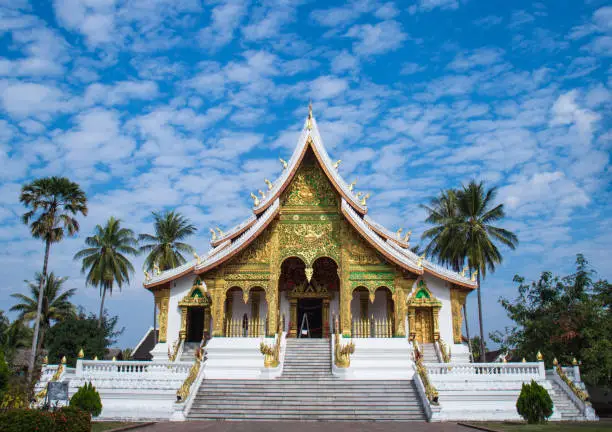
[0,407,90,432]
[69,382,102,417]
[516,379,554,424]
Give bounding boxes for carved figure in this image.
[417,254,425,268]
[265,179,273,190]
[348,179,357,191]
[461,266,468,277]
[396,228,403,238]
[360,193,370,206]
[216,227,224,237]
[279,158,288,170]
[258,190,266,199]
[333,160,341,169]
[471,270,478,282]
[193,252,201,264]
[250,192,260,206]
[153,263,160,275]
[209,228,217,241]
[404,230,412,242]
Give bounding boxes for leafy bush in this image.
[0,383,28,411]
[516,380,553,424]
[0,407,90,432]
[0,352,8,399]
[70,382,102,417]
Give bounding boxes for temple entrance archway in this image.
[186,307,205,342]
[280,256,338,338]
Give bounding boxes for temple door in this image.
[415,308,434,344]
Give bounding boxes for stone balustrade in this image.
[426,362,545,381]
[77,360,191,377]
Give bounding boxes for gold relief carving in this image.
[450,287,469,344]
[346,228,383,265]
[232,231,272,265]
[281,162,338,208]
[407,279,442,342]
[339,222,352,336]
[211,279,226,337]
[279,222,339,266]
[154,287,170,342]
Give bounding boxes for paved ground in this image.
[135,421,476,432]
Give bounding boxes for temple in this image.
[35,106,597,423]
[144,105,476,361]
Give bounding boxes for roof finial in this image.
[306,100,313,130]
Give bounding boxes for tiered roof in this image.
[144,109,477,289]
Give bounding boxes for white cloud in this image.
[0,81,67,118]
[84,80,159,106]
[408,0,459,14]
[498,171,589,216]
[54,0,117,47]
[331,51,359,74]
[400,62,426,75]
[550,90,600,146]
[309,76,348,100]
[346,20,407,56]
[198,0,247,49]
[448,47,505,71]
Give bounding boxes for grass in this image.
[469,422,611,432]
[91,422,143,432]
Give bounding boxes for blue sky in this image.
[0,0,610,349]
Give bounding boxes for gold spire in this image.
[306,101,313,130]
[78,348,84,359]
[537,351,543,361]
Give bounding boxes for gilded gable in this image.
[281,151,338,210]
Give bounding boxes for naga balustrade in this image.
[351,316,394,338]
[425,362,544,381]
[224,316,267,337]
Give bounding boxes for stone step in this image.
[188,413,425,421]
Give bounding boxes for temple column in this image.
[289,298,297,338]
[407,307,416,341]
[154,287,170,342]
[433,306,441,341]
[266,287,278,337]
[450,287,470,344]
[179,307,188,341]
[210,279,226,337]
[203,307,210,340]
[322,299,330,338]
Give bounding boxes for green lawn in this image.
[91,422,143,432]
[469,422,612,432]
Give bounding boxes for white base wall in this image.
[203,336,285,380]
[337,338,415,380]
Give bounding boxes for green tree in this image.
[421,181,518,361]
[493,255,611,387]
[74,217,138,327]
[469,336,487,362]
[46,311,123,367]
[10,273,76,355]
[19,176,88,382]
[139,210,197,272]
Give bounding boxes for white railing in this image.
[351,317,394,338]
[78,360,192,376]
[225,316,267,337]
[426,362,544,380]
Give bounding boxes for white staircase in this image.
[546,376,589,421]
[421,343,439,363]
[180,342,200,362]
[187,338,426,421]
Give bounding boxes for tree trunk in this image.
[153,301,157,345]
[463,303,472,362]
[476,273,486,362]
[27,239,51,384]
[98,285,108,328]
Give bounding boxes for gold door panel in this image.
[415,308,434,344]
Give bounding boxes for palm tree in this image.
[10,273,76,354]
[139,210,197,271]
[422,181,518,361]
[74,217,138,327]
[20,176,87,381]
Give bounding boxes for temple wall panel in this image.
[422,274,453,344]
[167,275,197,348]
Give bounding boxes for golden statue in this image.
[404,230,412,242]
[144,270,151,282]
[471,270,478,282]
[360,193,370,206]
[209,228,217,241]
[216,227,224,237]
[258,190,266,199]
[153,263,160,275]
[461,266,468,277]
[279,158,288,170]
[250,192,260,206]
[348,179,357,191]
[333,160,341,169]
[264,178,273,190]
[356,191,363,198]
[193,252,201,265]
[396,228,403,237]
[417,254,425,268]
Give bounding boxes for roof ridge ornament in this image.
[250,192,260,207]
[360,193,370,206]
[216,227,224,237]
[306,101,313,130]
[471,269,478,282]
[404,230,412,242]
[209,228,217,241]
[279,158,288,170]
[333,159,341,170]
[348,179,357,191]
[264,179,273,190]
[461,266,468,277]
